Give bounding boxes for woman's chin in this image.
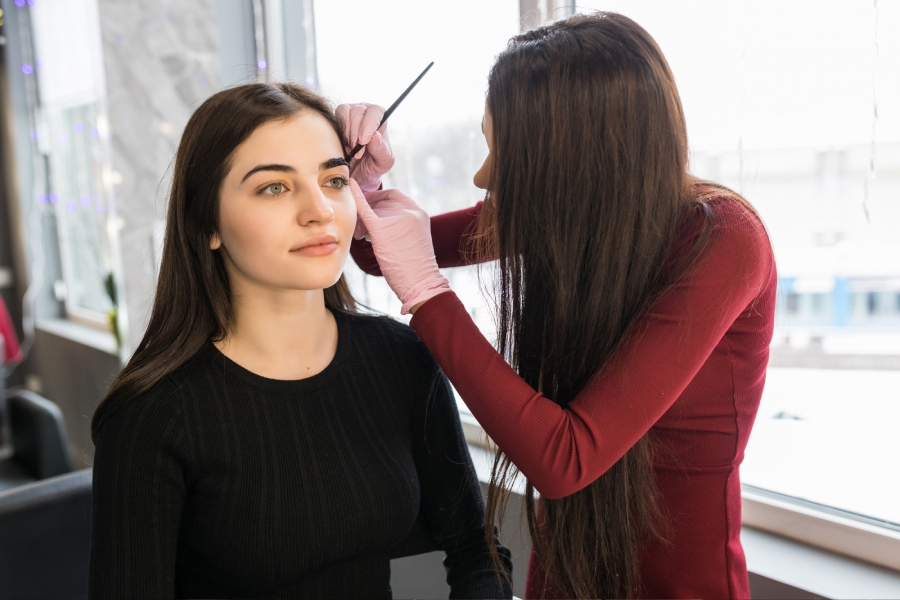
[281,271,344,292]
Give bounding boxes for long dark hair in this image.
[480,12,724,598]
[92,83,357,440]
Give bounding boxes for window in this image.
[314,0,520,414]
[319,0,900,563]
[27,0,117,327]
[567,0,900,562]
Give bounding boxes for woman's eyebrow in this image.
[321,157,350,170]
[241,164,296,183]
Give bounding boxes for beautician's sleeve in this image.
[350,201,485,275]
[89,380,190,599]
[407,343,513,599]
[409,199,776,500]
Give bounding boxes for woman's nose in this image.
[296,188,335,226]
[473,152,492,190]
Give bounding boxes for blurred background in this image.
[0,0,898,595]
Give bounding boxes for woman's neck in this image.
[215,285,339,381]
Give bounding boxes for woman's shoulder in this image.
[345,311,420,343]
[93,374,186,450]
[683,184,773,258]
[344,311,440,372]
[95,347,218,441]
[682,183,776,292]
[693,183,767,235]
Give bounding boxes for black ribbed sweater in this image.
[89,311,512,599]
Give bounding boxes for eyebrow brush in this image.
[346,61,434,159]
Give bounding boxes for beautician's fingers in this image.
[335,103,352,146]
[350,179,377,239]
[357,104,386,146]
[347,104,370,155]
[336,103,365,155]
[364,130,393,166]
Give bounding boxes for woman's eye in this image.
[324,176,349,190]
[261,183,286,196]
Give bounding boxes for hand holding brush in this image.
[337,62,434,196]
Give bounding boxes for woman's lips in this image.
[291,235,339,257]
[293,242,338,257]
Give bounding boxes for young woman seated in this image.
[88,82,512,599]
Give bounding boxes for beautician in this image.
[343,12,776,600]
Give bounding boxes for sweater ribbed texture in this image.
[90,312,512,599]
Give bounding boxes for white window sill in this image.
[742,484,900,572]
[743,526,900,599]
[35,319,118,356]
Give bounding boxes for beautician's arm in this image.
[89,381,188,599]
[405,337,513,598]
[350,201,485,276]
[355,184,776,499]
[408,201,776,500]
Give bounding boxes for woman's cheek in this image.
[336,191,357,237]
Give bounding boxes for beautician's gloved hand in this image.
[336,103,394,195]
[350,180,450,315]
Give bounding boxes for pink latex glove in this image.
[336,103,394,196]
[350,180,451,315]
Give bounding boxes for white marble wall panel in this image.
[97,0,222,352]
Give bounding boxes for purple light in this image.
[80,195,91,206]
[89,128,99,139]
[48,193,59,203]
[66,202,77,212]
[15,0,25,7]
[56,133,68,143]
[257,60,267,70]
[21,64,33,75]
[74,121,84,132]
[197,75,207,85]
[29,130,38,141]
[37,194,48,204]
[305,76,316,87]
[35,60,43,69]
[96,205,106,214]
[27,0,35,5]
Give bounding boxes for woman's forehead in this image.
[232,113,343,169]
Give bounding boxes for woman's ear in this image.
[210,232,222,250]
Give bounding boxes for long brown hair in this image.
[480,12,721,598]
[92,83,357,439]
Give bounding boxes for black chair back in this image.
[0,469,93,600]
[8,390,75,479]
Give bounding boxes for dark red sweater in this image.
[350,195,777,599]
